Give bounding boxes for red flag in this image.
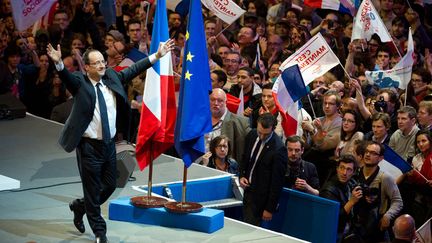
[135,0,176,170]
[226,93,240,113]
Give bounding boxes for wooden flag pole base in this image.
[130,195,169,208]
[164,164,202,213]
[164,201,203,214]
[131,143,168,208]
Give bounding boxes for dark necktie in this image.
[248,139,262,182]
[96,83,111,142]
[250,139,262,164]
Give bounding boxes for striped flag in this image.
[272,64,307,137]
[135,0,177,170]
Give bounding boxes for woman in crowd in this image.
[201,135,239,175]
[334,109,364,159]
[397,130,432,226]
[22,53,55,118]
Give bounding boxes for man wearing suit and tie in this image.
[46,40,174,243]
[239,113,288,226]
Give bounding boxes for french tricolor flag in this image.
[272,64,307,137]
[304,0,357,15]
[135,0,177,170]
[166,0,190,16]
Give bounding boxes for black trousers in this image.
[242,187,262,226]
[75,137,116,236]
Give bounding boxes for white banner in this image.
[351,0,392,42]
[11,0,57,31]
[416,218,431,243]
[280,33,340,86]
[365,66,413,89]
[201,0,246,25]
[365,28,414,90]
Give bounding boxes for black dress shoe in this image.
[69,202,85,233]
[95,235,108,243]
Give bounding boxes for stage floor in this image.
[0,114,307,243]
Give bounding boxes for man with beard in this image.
[285,136,319,195]
[351,141,403,242]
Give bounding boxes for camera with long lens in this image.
[374,96,387,112]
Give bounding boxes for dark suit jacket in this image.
[58,57,152,152]
[240,129,287,213]
[221,111,250,165]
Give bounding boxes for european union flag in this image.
[174,0,212,167]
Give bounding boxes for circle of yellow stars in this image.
[184,31,194,81]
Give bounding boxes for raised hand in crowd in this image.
[46,44,62,64]
[259,36,267,55]
[231,43,240,53]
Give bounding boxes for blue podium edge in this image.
[109,196,225,233]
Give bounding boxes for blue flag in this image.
[174,0,212,167]
[280,64,307,103]
[383,144,412,173]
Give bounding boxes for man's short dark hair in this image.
[211,70,227,86]
[376,45,392,57]
[285,135,305,148]
[337,154,358,170]
[239,66,255,77]
[127,18,141,31]
[257,113,277,129]
[366,141,385,156]
[261,83,274,91]
[82,49,101,65]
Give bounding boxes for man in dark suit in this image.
[46,39,174,243]
[239,113,287,226]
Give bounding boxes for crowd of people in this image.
[1,0,432,242]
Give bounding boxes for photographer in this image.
[350,141,403,242]
[320,154,362,243]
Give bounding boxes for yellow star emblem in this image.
[186,52,194,62]
[185,31,189,41]
[185,70,192,80]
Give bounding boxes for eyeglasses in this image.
[337,165,354,173]
[216,144,228,149]
[365,149,380,156]
[342,118,356,124]
[89,60,107,67]
[223,59,240,64]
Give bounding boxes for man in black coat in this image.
[284,135,320,195]
[46,39,174,243]
[320,154,362,242]
[239,113,287,226]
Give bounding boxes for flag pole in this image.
[307,94,317,119]
[182,165,187,203]
[215,22,234,39]
[147,142,153,197]
[130,142,169,208]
